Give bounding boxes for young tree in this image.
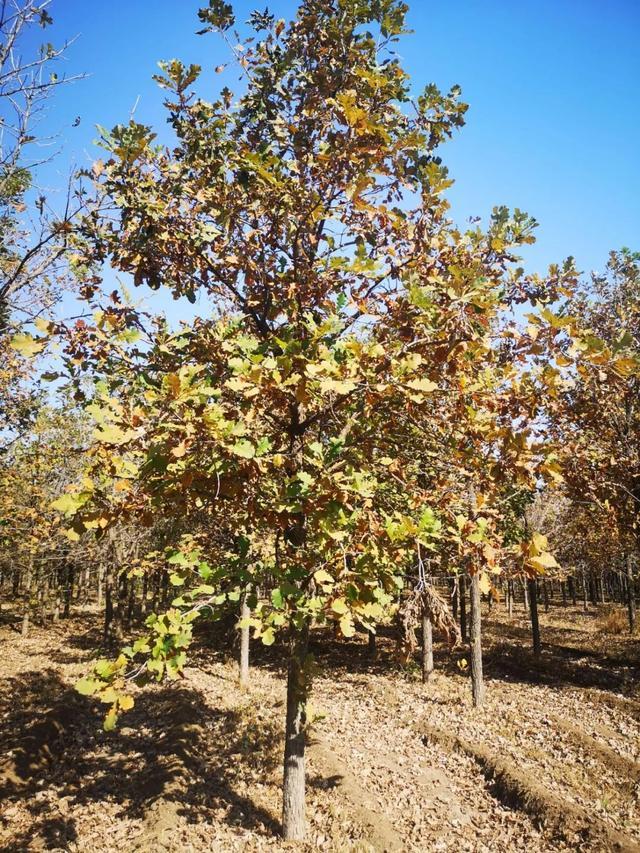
[51,0,577,839]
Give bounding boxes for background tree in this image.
[1,0,85,495]
[548,250,640,631]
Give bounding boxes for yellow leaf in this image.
[405,378,437,394]
[478,572,491,595]
[313,569,334,588]
[529,552,558,571]
[331,597,348,615]
[339,613,356,638]
[10,333,45,357]
[319,378,357,395]
[34,318,53,333]
[103,707,118,732]
[531,531,548,552]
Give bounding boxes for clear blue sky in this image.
[29,0,640,295]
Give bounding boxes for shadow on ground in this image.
[0,663,282,851]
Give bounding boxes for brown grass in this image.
[598,605,629,635]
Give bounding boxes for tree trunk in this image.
[140,572,148,616]
[598,573,606,604]
[422,609,433,683]
[53,585,61,622]
[626,553,636,634]
[568,575,577,606]
[367,629,377,659]
[104,564,122,644]
[21,559,33,638]
[582,571,589,611]
[523,577,529,613]
[282,621,310,841]
[451,576,458,621]
[528,577,541,657]
[97,564,104,609]
[63,565,74,618]
[507,580,513,619]
[542,580,549,613]
[239,593,250,686]
[469,572,484,707]
[459,575,467,643]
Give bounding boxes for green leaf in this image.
[75,677,98,696]
[271,588,284,609]
[192,584,215,595]
[94,659,114,679]
[231,439,255,459]
[51,492,89,516]
[103,707,118,731]
[261,627,276,646]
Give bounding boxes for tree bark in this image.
[528,577,541,657]
[104,565,123,644]
[626,552,636,634]
[239,592,250,686]
[282,620,310,841]
[598,573,606,604]
[21,558,33,637]
[63,564,73,618]
[451,577,458,621]
[568,575,577,606]
[459,574,467,643]
[469,572,484,707]
[97,564,104,609]
[422,609,433,683]
[367,629,377,658]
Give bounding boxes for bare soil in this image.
[1,601,639,852]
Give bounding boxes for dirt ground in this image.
[1,601,639,852]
